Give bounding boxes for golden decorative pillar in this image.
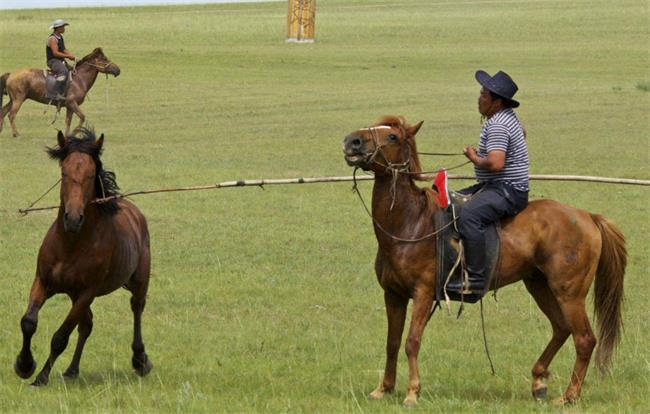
[286,0,316,43]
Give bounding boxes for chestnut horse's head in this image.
[47,128,120,233]
[77,48,121,77]
[343,116,424,178]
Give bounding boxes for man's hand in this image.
[463,146,478,162]
[464,146,505,172]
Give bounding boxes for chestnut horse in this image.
[342,116,626,406]
[15,128,152,386]
[0,48,120,138]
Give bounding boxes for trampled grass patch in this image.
[0,0,648,412]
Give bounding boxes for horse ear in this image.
[407,121,424,138]
[57,130,66,148]
[96,133,104,151]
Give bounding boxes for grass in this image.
[0,0,648,412]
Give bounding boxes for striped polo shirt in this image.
[475,108,529,191]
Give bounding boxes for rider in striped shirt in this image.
[454,70,530,295]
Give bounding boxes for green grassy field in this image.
[0,0,648,412]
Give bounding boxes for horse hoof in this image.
[553,395,577,406]
[63,369,79,380]
[369,389,385,400]
[133,355,153,377]
[14,357,36,379]
[532,386,548,400]
[30,376,48,387]
[402,395,418,408]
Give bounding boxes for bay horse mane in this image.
[76,48,106,67]
[47,127,120,214]
[371,115,428,182]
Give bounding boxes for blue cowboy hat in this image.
[475,70,520,108]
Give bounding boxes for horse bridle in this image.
[78,59,113,72]
[359,126,412,175]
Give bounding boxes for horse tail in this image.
[591,214,626,375]
[0,72,8,108]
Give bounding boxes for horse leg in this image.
[129,272,153,376]
[523,276,570,400]
[0,100,12,133]
[403,288,434,407]
[64,107,74,137]
[62,307,93,379]
[31,293,95,386]
[15,277,48,379]
[8,96,25,137]
[67,102,85,135]
[554,298,596,404]
[369,291,408,400]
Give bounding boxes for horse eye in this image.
[388,134,398,141]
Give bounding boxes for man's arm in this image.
[48,37,75,60]
[463,147,505,172]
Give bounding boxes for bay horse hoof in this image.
[532,385,548,400]
[30,376,48,387]
[132,354,153,377]
[62,368,79,380]
[14,356,36,379]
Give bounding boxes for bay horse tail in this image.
[591,214,626,375]
[0,72,8,108]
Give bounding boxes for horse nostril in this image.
[352,138,362,149]
[64,212,69,221]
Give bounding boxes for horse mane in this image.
[47,127,120,214]
[372,115,428,182]
[76,48,104,67]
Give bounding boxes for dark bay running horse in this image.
[15,128,152,386]
[0,48,120,138]
[342,116,626,406]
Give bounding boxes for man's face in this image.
[478,87,494,116]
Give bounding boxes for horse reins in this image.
[350,126,467,243]
[351,167,458,243]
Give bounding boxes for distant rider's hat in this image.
[475,70,520,108]
[50,19,69,30]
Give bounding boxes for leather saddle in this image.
[432,170,501,304]
[43,69,71,101]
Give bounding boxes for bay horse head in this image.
[77,47,121,77]
[47,128,120,233]
[343,115,425,178]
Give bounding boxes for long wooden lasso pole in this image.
[17,173,650,215]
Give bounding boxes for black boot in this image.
[54,78,67,101]
[462,238,487,294]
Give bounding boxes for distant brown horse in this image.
[15,128,152,386]
[0,48,120,138]
[342,116,626,406]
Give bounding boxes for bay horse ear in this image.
[407,121,424,138]
[57,130,66,148]
[96,133,104,151]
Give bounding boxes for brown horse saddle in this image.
[433,170,500,304]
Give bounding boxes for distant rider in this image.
[46,19,76,100]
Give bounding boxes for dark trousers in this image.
[47,59,69,97]
[457,181,528,278]
[47,59,69,79]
